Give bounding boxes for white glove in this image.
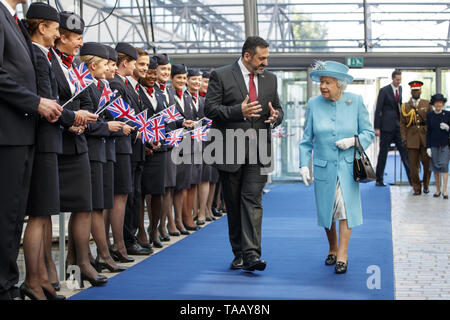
[300,166,311,187]
[427,148,432,158]
[440,122,449,131]
[335,137,355,150]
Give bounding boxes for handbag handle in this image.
[354,135,369,159]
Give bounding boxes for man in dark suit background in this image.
[205,36,283,272]
[374,70,411,186]
[0,0,62,300]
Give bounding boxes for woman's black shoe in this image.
[19,283,39,300]
[159,234,171,242]
[325,254,337,266]
[335,261,348,274]
[169,231,181,236]
[196,219,206,225]
[444,194,449,200]
[42,286,66,300]
[433,192,441,198]
[185,225,200,231]
[80,272,108,288]
[205,217,213,222]
[94,256,127,273]
[177,227,190,235]
[151,238,164,248]
[51,282,61,292]
[109,246,135,263]
[212,207,222,217]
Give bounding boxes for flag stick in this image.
[61,83,93,109]
[95,95,122,115]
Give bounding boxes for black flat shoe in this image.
[444,194,449,200]
[335,261,348,274]
[51,282,60,292]
[433,192,441,198]
[80,272,108,288]
[19,283,39,300]
[196,219,206,225]
[185,225,200,231]
[169,231,181,236]
[230,255,243,270]
[42,286,66,300]
[212,207,222,217]
[94,256,127,273]
[325,254,337,266]
[151,238,164,248]
[109,246,135,263]
[243,256,266,272]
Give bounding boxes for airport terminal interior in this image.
[10,0,450,301]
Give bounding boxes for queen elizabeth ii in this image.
[299,61,375,274]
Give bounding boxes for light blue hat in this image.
[309,60,354,84]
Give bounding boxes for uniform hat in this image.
[201,71,210,79]
[154,53,170,66]
[148,56,158,70]
[115,42,138,60]
[106,46,118,62]
[430,93,447,105]
[187,69,202,78]
[171,64,187,77]
[26,2,59,22]
[309,60,354,84]
[80,42,109,60]
[408,80,424,90]
[59,11,84,34]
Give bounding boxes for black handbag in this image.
[353,135,376,183]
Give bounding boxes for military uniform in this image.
[400,81,432,194]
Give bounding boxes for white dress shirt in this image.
[174,91,185,113]
[238,58,258,96]
[126,76,139,92]
[187,90,199,113]
[53,48,76,95]
[391,83,400,101]
[143,87,158,111]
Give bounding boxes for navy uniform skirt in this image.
[164,148,177,188]
[90,161,105,211]
[142,151,166,196]
[201,163,212,183]
[27,152,60,216]
[114,154,132,195]
[103,161,114,209]
[58,153,92,212]
[210,166,220,184]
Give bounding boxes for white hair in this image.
[336,79,348,92]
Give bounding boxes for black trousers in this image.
[0,146,34,294]
[123,161,144,247]
[219,164,268,260]
[376,130,411,183]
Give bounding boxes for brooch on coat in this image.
[345,98,352,105]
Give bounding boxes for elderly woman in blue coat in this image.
[299,61,375,274]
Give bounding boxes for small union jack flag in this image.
[68,62,94,95]
[271,127,285,138]
[164,128,184,147]
[160,104,184,124]
[132,110,153,144]
[204,117,213,128]
[191,125,208,142]
[148,115,166,141]
[98,82,116,110]
[106,97,136,122]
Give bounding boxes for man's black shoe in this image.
[212,207,222,217]
[243,256,266,271]
[375,181,386,187]
[230,255,243,270]
[126,243,152,255]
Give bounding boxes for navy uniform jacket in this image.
[33,45,75,153]
[108,74,132,155]
[155,84,178,141]
[51,49,92,155]
[85,82,111,163]
[172,88,194,156]
[374,84,402,133]
[124,80,145,163]
[138,84,168,152]
[0,3,41,146]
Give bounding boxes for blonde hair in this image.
[80,55,105,69]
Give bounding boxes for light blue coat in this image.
[299,92,375,229]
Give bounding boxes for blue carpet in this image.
[383,153,434,185]
[70,183,394,300]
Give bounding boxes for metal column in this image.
[243,0,259,38]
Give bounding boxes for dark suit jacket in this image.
[0,3,41,146]
[124,80,145,163]
[51,50,91,155]
[33,45,74,153]
[85,82,111,163]
[204,60,284,172]
[108,74,132,155]
[374,84,402,133]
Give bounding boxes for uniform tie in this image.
[248,73,258,102]
[199,91,206,97]
[146,86,154,96]
[159,81,167,91]
[176,90,183,99]
[124,78,129,88]
[135,83,140,92]
[53,47,73,69]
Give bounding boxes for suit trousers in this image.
[408,146,431,191]
[0,146,34,294]
[123,160,144,247]
[219,164,268,259]
[376,130,411,183]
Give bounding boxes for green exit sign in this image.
[345,57,364,68]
